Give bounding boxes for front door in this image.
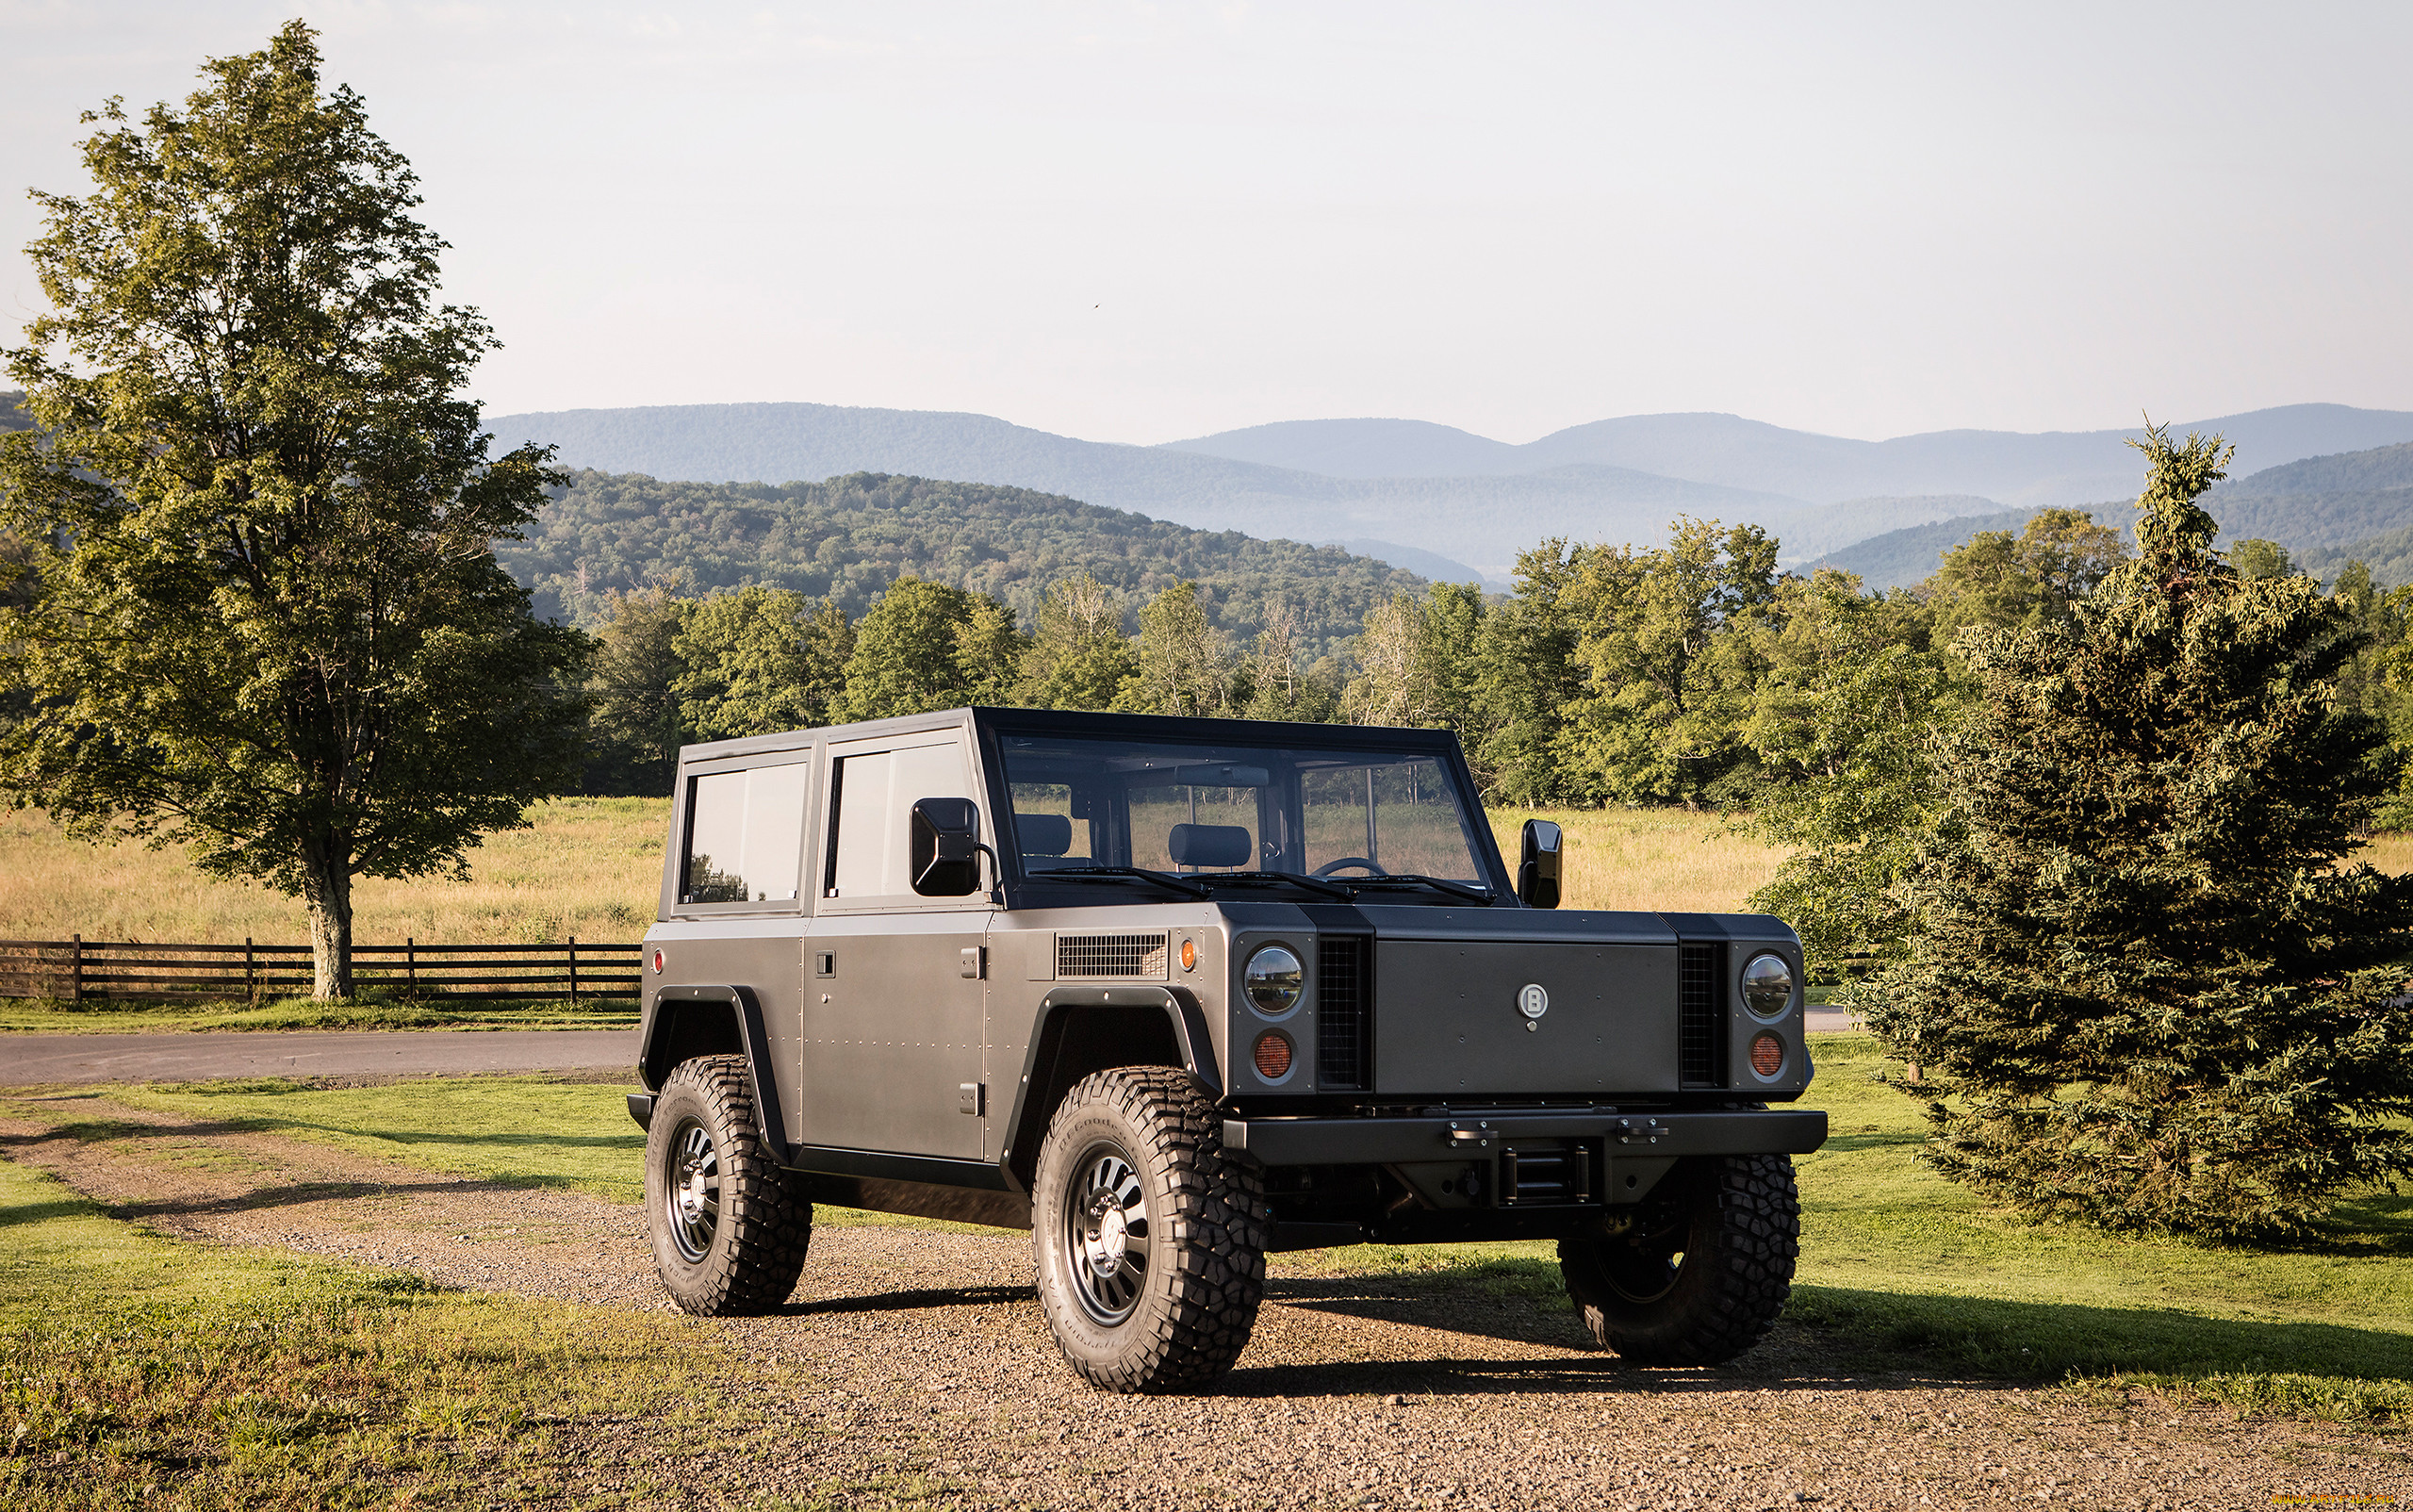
[798,731,993,1159]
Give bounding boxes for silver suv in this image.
[628,707,1824,1392]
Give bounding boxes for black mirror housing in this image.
[1518,818,1563,909]
[911,797,987,896]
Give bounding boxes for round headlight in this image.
[1244,945,1303,1015]
[1741,953,1794,1018]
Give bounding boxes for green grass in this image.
[0,992,638,1034]
[0,1153,724,1510]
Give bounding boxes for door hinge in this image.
[960,945,986,979]
[958,1082,984,1116]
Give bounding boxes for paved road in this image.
[0,1028,640,1085]
[1804,1007,1857,1034]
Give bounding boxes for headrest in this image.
[1168,823,1252,869]
[1016,812,1074,857]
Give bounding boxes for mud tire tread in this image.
[1032,1066,1268,1393]
[1560,1152,1799,1367]
[647,1054,813,1317]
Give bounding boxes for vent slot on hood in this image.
[1316,935,1372,1091]
[1679,943,1726,1087]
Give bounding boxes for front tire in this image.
[1560,1153,1799,1366]
[645,1054,813,1315]
[1031,1067,1267,1392]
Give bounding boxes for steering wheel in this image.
[1313,857,1387,878]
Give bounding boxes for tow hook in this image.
[1444,1122,1492,1149]
[1615,1117,1664,1147]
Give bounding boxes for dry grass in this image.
[0,798,667,946]
[1486,807,1789,913]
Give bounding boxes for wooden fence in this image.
[0,937,644,1004]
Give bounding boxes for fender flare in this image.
[1001,984,1222,1188]
[640,984,792,1164]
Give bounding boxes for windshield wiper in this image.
[1024,865,1210,900]
[1193,870,1355,901]
[1344,874,1497,904]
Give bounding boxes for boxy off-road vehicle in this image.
[628,708,1825,1392]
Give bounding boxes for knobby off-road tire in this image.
[1031,1066,1268,1393]
[646,1054,813,1315]
[1560,1153,1799,1366]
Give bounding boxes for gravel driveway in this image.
[0,1085,2402,1510]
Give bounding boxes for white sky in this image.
[4,1,2408,446]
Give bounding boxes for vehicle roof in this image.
[677,707,1470,765]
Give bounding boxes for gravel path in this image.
[0,1028,638,1084]
[1,1088,2404,1509]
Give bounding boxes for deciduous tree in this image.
[0,24,586,998]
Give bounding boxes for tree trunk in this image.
[300,846,354,1000]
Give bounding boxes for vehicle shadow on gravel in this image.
[783,1284,1037,1317]
[85,1175,568,1223]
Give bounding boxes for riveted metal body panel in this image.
[800,909,991,1157]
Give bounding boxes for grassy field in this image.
[0,1152,729,1509]
[58,1041,2413,1424]
[0,797,668,946]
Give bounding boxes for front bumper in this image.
[1222,1107,1828,1166]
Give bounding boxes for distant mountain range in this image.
[483,400,2413,584]
[1817,440,2413,588]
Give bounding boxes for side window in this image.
[682,763,810,905]
[827,741,974,899]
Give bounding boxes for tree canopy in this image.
[0,22,586,996]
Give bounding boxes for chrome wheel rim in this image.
[664,1114,720,1264]
[1062,1140,1151,1325]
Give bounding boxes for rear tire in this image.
[1031,1066,1267,1392]
[1560,1153,1799,1366]
[646,1054,813,1315]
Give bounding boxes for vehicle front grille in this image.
[1058,932,1169,978]
[1679,942,1725,1087]
[1316,935,1372,1091]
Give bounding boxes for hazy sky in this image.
[5,2,2409,446]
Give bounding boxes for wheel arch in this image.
[1004,986,1222,1192]
[641,985,791,1161]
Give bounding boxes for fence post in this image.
[568,936,580,1007]
[245,937,256,1003]
[70,933,82,1004]
[406,937,417,1000]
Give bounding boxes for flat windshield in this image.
[995,733,1491,893]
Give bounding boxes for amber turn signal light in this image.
[1253,1031,1293,1080]
[1749,1032,1785,1078]
[1179,938,1197,971]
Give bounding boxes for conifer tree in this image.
[1863,423,2413,1240]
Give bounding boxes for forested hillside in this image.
[504,469,1428,655]
[2222,440,2413,496]
[0,392,30,433]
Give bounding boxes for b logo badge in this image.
[1518,983,1549,1020]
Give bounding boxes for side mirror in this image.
[1518,818,1563,909]
[911,797,990,896]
